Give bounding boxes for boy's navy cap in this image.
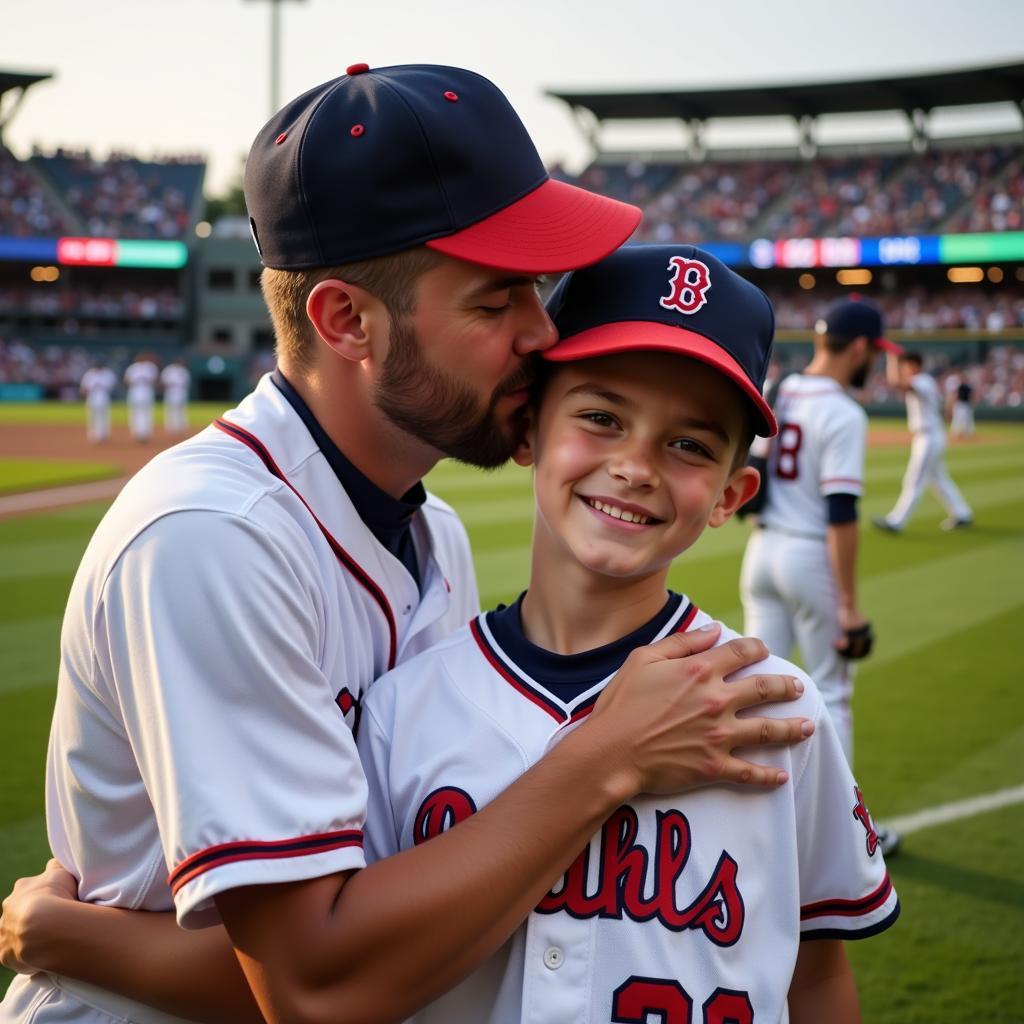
[244,63,641,273]
[816,298,903,353]
[544,244,778,437]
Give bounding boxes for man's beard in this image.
[850,355,871,389]
[373,316,533,470]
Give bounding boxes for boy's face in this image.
[516,351,760,581]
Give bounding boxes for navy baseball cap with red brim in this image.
[817,298,903,354]
[544,244,779,437]
[244,63,641,274]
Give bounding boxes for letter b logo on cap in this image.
[660,256,712,316]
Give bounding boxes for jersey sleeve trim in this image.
[169,828,363,893]
[799,872,893,921]
[800,900,901,941]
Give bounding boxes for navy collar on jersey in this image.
[271,369,426,581]
[485,591,687,706]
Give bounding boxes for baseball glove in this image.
[838,622,874,660]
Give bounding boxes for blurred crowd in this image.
[1,146,204,240]
[573,143,1023,243]
[0,283,184,324]
[768,286,1024,333]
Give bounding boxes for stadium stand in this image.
[0,146,73,237]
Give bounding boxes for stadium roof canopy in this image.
[0,69,54,141]
[548,61,1024,124]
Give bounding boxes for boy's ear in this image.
[708,464,761,528]
[306,279,387,363]
[511,408,537,468]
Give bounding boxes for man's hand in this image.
[589,623,813,796]
[0,858,79,975]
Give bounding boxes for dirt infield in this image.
[0,422,203,518]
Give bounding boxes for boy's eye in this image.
[581,410,618,429]
[670,437,713,458]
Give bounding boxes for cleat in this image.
[872,517,900,534]
[940,517,973,531]
[875,824,901,857]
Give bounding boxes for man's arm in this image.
[788,940,860,1024]
[827,517,868,645]
[2,629,810,1024]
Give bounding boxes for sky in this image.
[2,0,1023,196]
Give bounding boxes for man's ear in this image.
[708,464,761,528]
[306,279,387,363]
[511,408,537,468]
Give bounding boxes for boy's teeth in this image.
[589,499,649,525]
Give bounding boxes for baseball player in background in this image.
[78,361,117,443]
[160,359,191,435]
[123,352,159,442]
[945,370,976,440]
[0,66,810,1024]
[354,246,898,1024]
[740,298,901,856]
[874,350,974,532]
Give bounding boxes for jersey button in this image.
[542,946,564,970]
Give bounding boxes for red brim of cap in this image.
[424,178,642,274]
[874,336,904,354]
[543,321,778,437]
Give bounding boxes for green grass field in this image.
[0,458,121,495]
[0,401,229,427]
[1,420,1022,1020]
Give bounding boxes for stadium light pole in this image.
[245,0,305,117]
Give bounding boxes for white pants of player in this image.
[950,402,975,438]
[128,399,154,441]
[885,431,972,528]
[164,398,188,434]
[86,400,111,443]
[741,527,854,765]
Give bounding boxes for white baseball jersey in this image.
[160,362,191,402]
[904,372,944,436]
[757,373,867,539]
[124,359,159,404]
[358,595,899,1024]
[79,367,117,407]
[2,374,479,1024]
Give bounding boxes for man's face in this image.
[372,256,557,469]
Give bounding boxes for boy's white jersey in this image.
[759,374,867,538]
[79,367,117,407]
[3,374,479,1024]
[905,372,945,436]
[359,599,899,1024]
[123,359,159,403]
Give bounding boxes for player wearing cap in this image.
[0,68,810,1024]
[355,246,898,1023]
[160,360,191,435]
[946,372,976,440]
[874,351,974,532]
[740,298,902,856]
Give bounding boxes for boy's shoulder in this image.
[701,610,823,721]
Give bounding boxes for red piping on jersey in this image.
[469,617,565,722]
[214,418,397,670]
[800,873,893,920]
[169,829,363,894]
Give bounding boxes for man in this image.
[874,350,974,532]
[123,352,159,442]
[160,359,191,434]
[79,360,117,443]
[946,371,976,441]
[740,297,901,856]
[0,65,809,1024]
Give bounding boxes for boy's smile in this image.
[518,351,760,587]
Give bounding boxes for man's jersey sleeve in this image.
[792,700,899,939]
[97,508,367,927]
[356,692,402,864]
[819,404,867,499]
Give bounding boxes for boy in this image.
[358,245,899,1023]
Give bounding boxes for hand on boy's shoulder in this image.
[699,615,820,721]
